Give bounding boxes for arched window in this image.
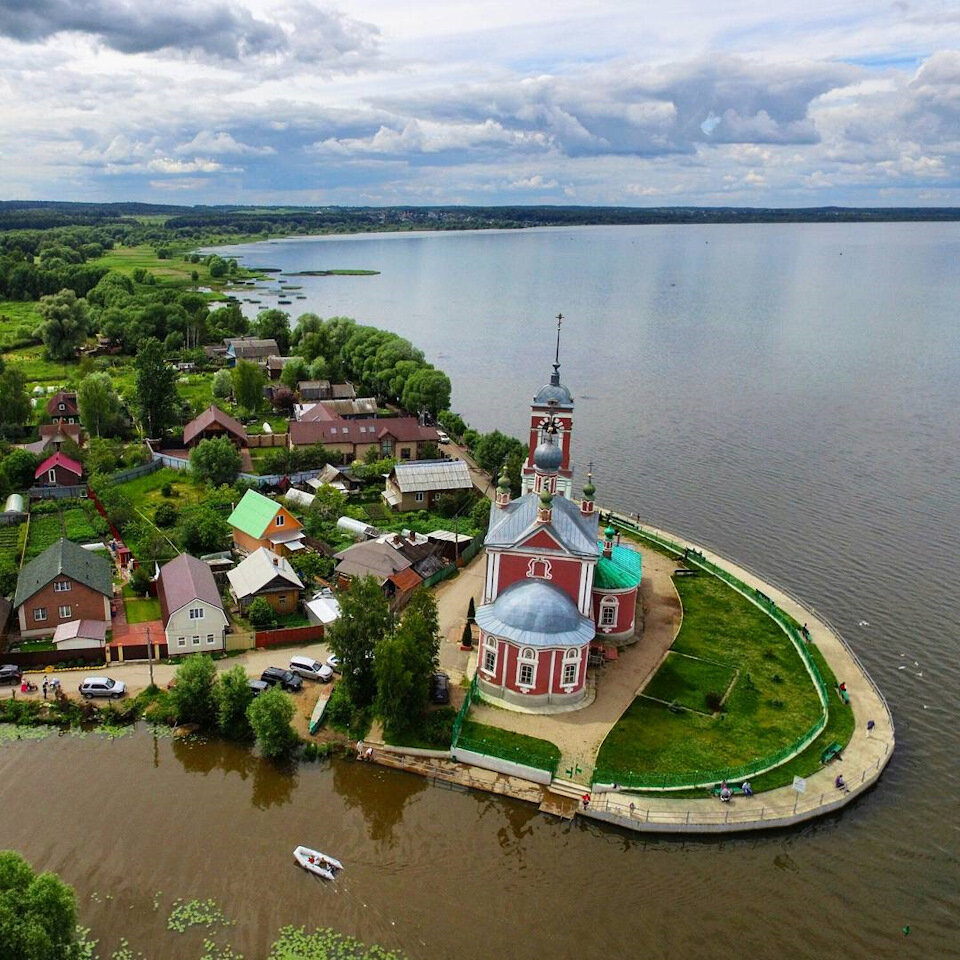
[517,647,537,688]
[599,596,619,628]
[483,635,498,675]
[527,557,552,580]
[562,647,580,687]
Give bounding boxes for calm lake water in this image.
[3,224,958,958]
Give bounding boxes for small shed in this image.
[52,619,108,650]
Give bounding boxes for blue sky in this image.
[1,0,958,206]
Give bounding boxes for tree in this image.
[77,371,123,438]
[178,504,231,554]
[309,484,347,521]
[0,851,81,960]
[0,448,38,489]
[326,575,393,708]
[246,596,275,627]
[211,368,233,400]
[280,356,309,391]
[460,621,473,648]
[128,565,151,597]
[0,362,31,431]
[469,496,491,534]
[154,501,177,527]
[467,596,476,623]
[190,436,242,486]
[401,367,451,418]
[232,360,265,414]
[247,685,298,758]
[169,654,219,727]
[438,410,467,441]
[253,309,291,355]
[472,430,525,475]
[374,596,438,736]
[134,337,178,438]
[38,288,89,360]
[216,664,254,740]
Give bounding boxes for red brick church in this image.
[476,327,641,711]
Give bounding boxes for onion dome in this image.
[582,478,596,499]
[534,437,563,472]
[497,467,510,491]
[604,525,616,539]
[540,488,554,506]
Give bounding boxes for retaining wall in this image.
[451,746,553,785]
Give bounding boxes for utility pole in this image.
[146,624,155,688]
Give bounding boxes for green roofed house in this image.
[14,538,113,639]
[227,489,305,557]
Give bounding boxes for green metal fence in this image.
[591,515,830,791]
[451,670,478,747]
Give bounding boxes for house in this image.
[52,619,108,650]
[288,417,439,462]
[333,539,423,607]
[227,489,305,556]
[183,405,249,449]
[34,452,83,488]
[382,458,473,512]
[330,382,357,400]
[306,463,362,495]
[266,355,295,381]
[297,398,378,420]
[14,538,113,639]
[224,338,279,367]
[227,547,303,614]
[18,423,84,458]
[304,589,341,627]
[298,380,357,401]
[157,553,229,654]
[47,390,79,424]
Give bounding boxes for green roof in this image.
[594,543,642,590]
[14,538,113,608]
[227,489,280,539]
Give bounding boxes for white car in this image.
[79,677,126,699]
[325,654,341,673]
[436,431,450,444]
[289,656,334,683]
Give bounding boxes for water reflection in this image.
[333,759,426,846]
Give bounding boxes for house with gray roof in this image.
[158,553,228,654]
[382,458,473,512]
[14,538,113,639]
[227,548,303,615]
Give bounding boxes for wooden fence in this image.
[254,624,324,648]
[6,647,106,670]
[248,433,289,448]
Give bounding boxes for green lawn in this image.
[115,468,204,515]
[642,652,736,713]
[123,596,161,623]
[595,573,824,786]
[25,514,64,560]
[458,720,561,772]
[61,506,101,543]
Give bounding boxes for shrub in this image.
[247,686,298,759]
[128,565,151,597]
[169,655,219,727]
[161,482,173,497]
[246,597,275,628]
[154,501,177,527]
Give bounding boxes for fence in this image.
[27,485,88,500]
[254,624,324,648]
[7,647,106,670]
[108,460,163,484]
[590,512,831,791]
[248,433,289,448]
[451,670,478,747]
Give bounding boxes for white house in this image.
[157,554,229,654]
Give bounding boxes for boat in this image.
[293,846,343,880]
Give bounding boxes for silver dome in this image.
[534,437,563,472]
[533,382,574,407]
[476,580,595,647]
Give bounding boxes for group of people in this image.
[717,779,753,802]
[19,676,61,698]
[355,741,374,762]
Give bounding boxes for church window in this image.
[563,661,578,686]
[599,596,619,627]
[516,647,537,687]
[526,557,552,580]
[483,637,497,674]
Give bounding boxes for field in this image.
[642,652,737,713]
[595,573,824,783]
[0,524,22,558]
[24,514,65,559]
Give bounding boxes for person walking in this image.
[42,677,48,700]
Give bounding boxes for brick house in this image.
[14,538,113,639]
[183,405,249,449]
[287,417,439,462]
[227,489,305,556]
[47,390,79,424]
[34,452,83,488]
[227,547,303,615]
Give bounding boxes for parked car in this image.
[325,654,341,673]
[436,431,450,444]
[0,664,22,685]
[430,672,450,704]
[248,679,269,697]
[289,656,333,683]
[79,677,126,699]
[260,667,303,692]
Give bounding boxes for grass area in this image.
[383,707,457,750]
[0,345,74,387]
[595,573,824,785]
[25,513,64,559]
[642,652,736,713]
[116,468,204,515]
[61,506,100,543]
[458,720,561,772]
[0,299,42,349]
[14,640,55,652]
[123,596,162,623]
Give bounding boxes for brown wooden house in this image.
[183,405,249,449]
[34,452,83,488]
[47,390,79,424]
[226,548,303,614]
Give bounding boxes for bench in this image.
[820,741,843,765]
[674,568,698,577]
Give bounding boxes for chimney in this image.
[272,555,279,567]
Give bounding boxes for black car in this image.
[0,664,22,685]
[260,667,303,692]
[430,672,450,704]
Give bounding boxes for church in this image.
[475,323,642,711]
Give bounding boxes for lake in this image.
[4,223,957,959]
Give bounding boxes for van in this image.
[289,655,334,683]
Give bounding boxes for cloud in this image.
[175,131,276,156]
[0,0,379,67]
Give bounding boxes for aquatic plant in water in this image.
[267,926,407,959]
[168,898,236,933]
[201,939,245,960]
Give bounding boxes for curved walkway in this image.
[583,517,895,832]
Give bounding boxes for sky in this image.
[1,0,959,206]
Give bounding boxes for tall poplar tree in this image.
[133,337,178,438]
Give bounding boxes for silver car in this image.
[79,676,126,699]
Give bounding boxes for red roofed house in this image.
[288,417,438,462]
[183,405,249,449]
[35,452,83,488]
[158,553,229,654]
[47,390,79,424]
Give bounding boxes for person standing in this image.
[42,677,48,700]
